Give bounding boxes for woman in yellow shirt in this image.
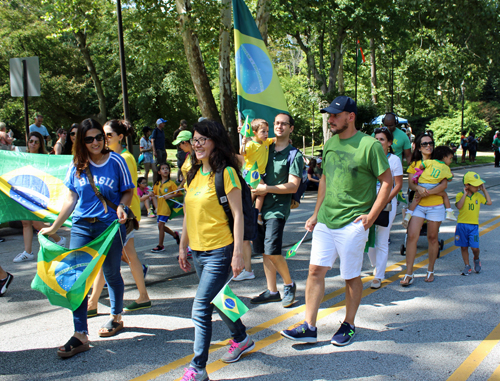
[177,120,254,381]
[402,132,449,286]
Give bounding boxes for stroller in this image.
[399,190,444,256]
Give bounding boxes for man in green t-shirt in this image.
[280,96,392,346]
[492,131,500,167]
[371,113,411,164]
[250,113,304,308]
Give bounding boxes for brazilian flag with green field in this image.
[31,221,120,311]
[233,0,288,135]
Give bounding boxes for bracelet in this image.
[118,203,127,209]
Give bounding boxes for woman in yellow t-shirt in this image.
[88,119,151,315]
[177,120,254,380]
[402,132,449,286]
[172,129,193,190]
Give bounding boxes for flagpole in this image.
[355,40,358,103]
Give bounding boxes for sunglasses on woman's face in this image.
[420,142,434,147]
[70,132,76,136]
[83,133,104,144]
[374,127,389,134]
[28,140,40,145]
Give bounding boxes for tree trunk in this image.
[255,0,271,46]
[338,55,344,94]
[327,26,346,94]
[74,31,106,124]
[294,32,327,95]
[219,0,238,148]
[370,38,377,104]
[176,0,221,122]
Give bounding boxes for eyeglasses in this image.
[70,132,76,136]
[420,142,434,147]
[190,137,210,146]
[374,127,389,133]
[274,121,290,127]
[106,132,115,138]
[28,140,40,145]
[140,182,148,185]
[83,133,104,144]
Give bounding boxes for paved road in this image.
[1,165,500,381]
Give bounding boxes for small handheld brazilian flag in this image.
[212,283,249,322]
[244,162,260,188]
[396,190,407,205]
[240,115,254,138]
[286,231,309,258]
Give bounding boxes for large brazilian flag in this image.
[233,0,288,135]
[0,150,72,226]
[32,221,120,311]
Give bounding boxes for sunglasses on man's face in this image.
[83,133,104,144]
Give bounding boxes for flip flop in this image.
[400,273,414,287]
[98,318,124,337]
[87,309,98,318]
[124,300,152,311]
[424,271,435,282]
[57,336,90,358]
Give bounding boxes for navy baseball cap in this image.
[320,96,357,115]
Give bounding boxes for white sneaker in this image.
[13,251,35,263]
[446,211,457,221]
[402,212,412,229]
[56,236,67,248]
[233,269,255,281]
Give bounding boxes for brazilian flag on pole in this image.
[31,221,120,311]
[167,199,184,219]
[240,115,254,138]
[233,0,288,135]
[212,283,249,322]
[0,151,72,226]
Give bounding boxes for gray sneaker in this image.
[221,335,255,363]
[250,290,281,304]
[474,259,482,273]
[180,367,209,381]
[462,264,472,276]
[282,282,296,308]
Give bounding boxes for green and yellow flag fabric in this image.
[31,221,120,311]
[286,231,308,258]
[244,162,260,189]
[233,0,288,135]
[212,283,249,322]
[240,115,254,138]
[167,199,184,219]
[0,151,72,226]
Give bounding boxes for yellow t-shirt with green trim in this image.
[407,161,443,207]
[181,154,192,181]
[185,167,241,251]
[153,179,178,217]
[456,192,486,225]
[121,150,141,222]
[243,138,274,174]
[420,159,453,184]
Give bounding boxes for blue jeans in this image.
[190,244,247,371]
[70,220,125,334]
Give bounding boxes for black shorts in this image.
[253,218,286,255]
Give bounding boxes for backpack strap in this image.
[286,147,299,170]
[215,168,234,230]
[85,167,109,214]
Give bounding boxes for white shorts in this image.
[412,204,445,222]
[310,221,369,280]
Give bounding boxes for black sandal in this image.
[98,318,124,337]
[57,336,90,358]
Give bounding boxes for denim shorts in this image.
[413,204,445,222]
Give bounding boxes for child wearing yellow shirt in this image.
[240,118,274,225]
[403,146,456,228]
[455,172,492,275]
[151,163,181,252]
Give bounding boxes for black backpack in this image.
[287,148,307,209]
[215,168,258,241]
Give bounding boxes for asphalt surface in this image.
[1,164,500,381]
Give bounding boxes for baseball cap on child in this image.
[463,171,484,186]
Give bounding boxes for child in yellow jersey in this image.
[151,163,181,253]
[240,118,274,225]
[455,172,492,275]
[403,146,456,228]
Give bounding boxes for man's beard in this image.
[330,120,348,135]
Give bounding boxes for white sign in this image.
[10,57,41,97]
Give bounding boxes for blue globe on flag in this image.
[236,44,273,94]
[224,296,236,310]
[54,251,94,291]
[9,174,49,212]
[251,171,259,180]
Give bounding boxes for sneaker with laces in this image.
[281,321,317,343]
[0,273,14,297]
[151,245,165,253]
[13,251,34,263]
[147,212,156,218]
[462,264,472,276]
[282,282,296,308]
[180,367,209,381]
[474,259,481,273]
[221,335,255,363]
[233,269,255,281]
[331,322,355,346]
[402,212,412,229]
[250,290,281,304]
[56,236,67,248]
[142,264,149,280]
[446,210,457,221]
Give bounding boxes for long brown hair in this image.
[73,118,110,178]
[28,131,47,154]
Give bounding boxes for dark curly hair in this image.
[187,120,241,185]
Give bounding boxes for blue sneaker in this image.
[142,264,149,280]
[331,322,355,346]
[474,259,481,273]
[281,321,317,343]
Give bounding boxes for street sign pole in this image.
[22,59,29,142]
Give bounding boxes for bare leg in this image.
[22,220,33,253]
[263,254,292,293]
[0,266,7,279]
[163,224,176,238]
[344,276,363,325]
[88,269,106,311]
[461,247,470,266]
[122,238,149,303]
[158,222,165,246]
[425,220,442,282]
[402,216,426,280]
[471,247,480,261]
[242,241,252,272]
[304,265,329,326]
